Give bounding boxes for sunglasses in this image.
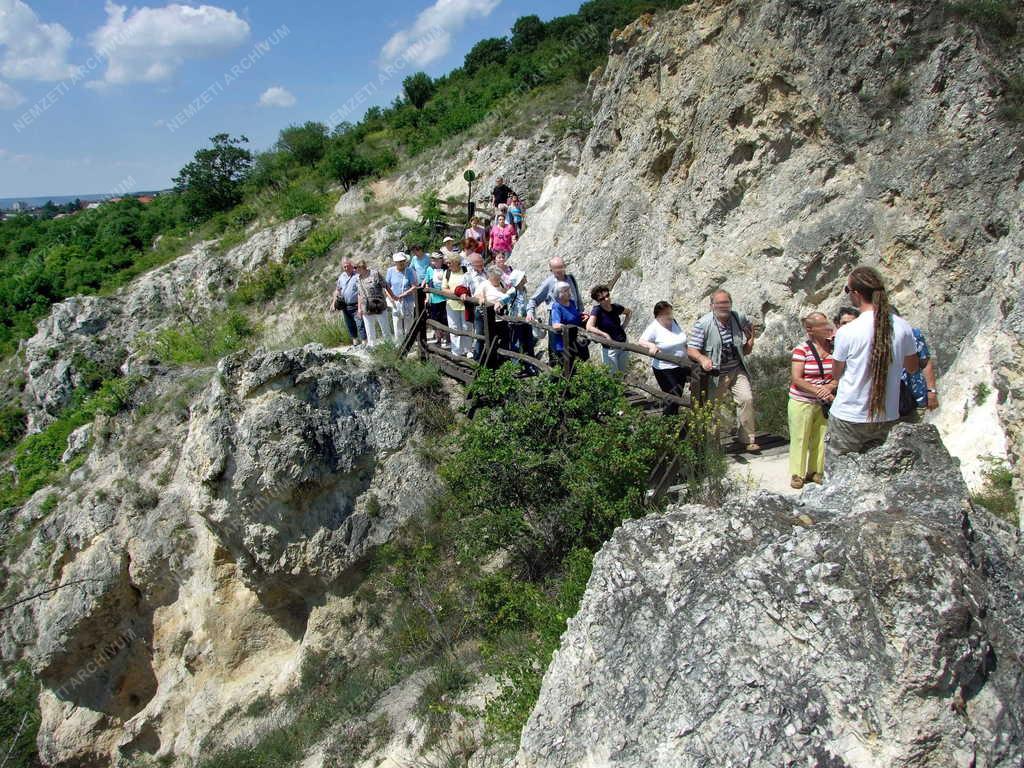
[844,285,852,294]
[597,293,610,300]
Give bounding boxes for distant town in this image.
[0,191,169,221]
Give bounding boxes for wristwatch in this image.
[927,388,937,393]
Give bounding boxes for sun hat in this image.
[392,252,408,262]
[442,236,454,243]
[508,269,525,287]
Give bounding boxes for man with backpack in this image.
[354,259,392,347]
[687,289,759,452]
[331,257,365,345]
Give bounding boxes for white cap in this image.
[508,269,526,287]
[392,252,408,262]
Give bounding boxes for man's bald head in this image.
[549,257,566,278]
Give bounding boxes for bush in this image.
[972,456,1017,527]
[947,0,1017,37]
[0,662,41,768]
[146,310,259,365]
[275,184,330,219]
[0,403,27,451]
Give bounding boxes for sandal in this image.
[790,475,805,489]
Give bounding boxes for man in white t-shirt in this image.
[825,266,919,470]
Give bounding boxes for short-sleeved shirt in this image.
[639,319,688,370]
[411,255,431,284]
[335,271,359,304]
[789,342,834,403]
[689,316,740,371]
[901,328,931,407]
[590,303,627,343]
[424,266,447,304]
[490,224,515,253]
[385,265,416,307]
[550,300,583,352]
[492,184,512,206]
[831,311,917,423]
[508,205,523,223]
[442,269,465,310]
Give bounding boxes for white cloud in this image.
[0,80,24,108]
[258,85,295,108]
[381,0,500,67]
[89,1,250,86]
[0,0,75,81]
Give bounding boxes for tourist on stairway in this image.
[442,254,472,358]
[489,211,520,257]
[491,176,514,210]
[526,257,582,365]
[354,259,392,348]
[466,253,490,360]
[385,252,418,339]
[424,252,450,349]
[687,289,760,453]
[824,266,918,470]
[508,194,524,236]
[331,257,365,346]
[586,284,632,375]
[639,301,691,416]
[550,281,589,367]
[504,270,537,375]
[787,312,836,489]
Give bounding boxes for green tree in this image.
[276,121,330,165]
[463,37,510,74]
[172,133,253,220]
[403,72,435,109]
[322,144,372,190]
[511,15,545,48]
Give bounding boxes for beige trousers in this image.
[713,369,756,444]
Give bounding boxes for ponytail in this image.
[849,266,892,420]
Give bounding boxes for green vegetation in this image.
[173,133,254,220]
[0,375,139,510]
[0,195,192,356]
[0,403,27,451]
[947,0,1018,38]
[0,661,41,768]
[973,380,991,406]
[748,353,792,440]
[972,456,1017,527]
[143,310,259,366]
[1001,74,1024,122]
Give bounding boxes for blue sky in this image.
[0,0,582,197]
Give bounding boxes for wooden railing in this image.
[397,285,710,407]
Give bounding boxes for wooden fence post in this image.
[415,287,428,360]
[563,326,576,379]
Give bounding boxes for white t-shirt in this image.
[830,310,916,423]
[639,319,689,370]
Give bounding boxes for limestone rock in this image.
[183,345,438,597]
[60,424,92,464]
[518,424,1024,767]
[511,0,1024,492]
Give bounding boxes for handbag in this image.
[805,341,832,418]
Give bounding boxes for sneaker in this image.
[809,473,823,484]
[790,475,804,489]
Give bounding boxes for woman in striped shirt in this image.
[788,312,837,488]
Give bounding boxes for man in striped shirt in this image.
[687,289,759,452]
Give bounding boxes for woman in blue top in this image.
[549,281,589,365]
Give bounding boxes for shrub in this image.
[747,353,792,439]
[973,381,991,405]
[275,184,330,219]
[972,456,1017,527]
[1001,74,1024,122]
[0,403,27,451]
[0,662,41,768]
[947,0,1017,37]
[146,310,259,365]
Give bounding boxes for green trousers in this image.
[788,398,827,478]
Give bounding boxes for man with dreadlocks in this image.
[825,266,920,470]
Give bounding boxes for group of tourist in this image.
[332,177,938,481]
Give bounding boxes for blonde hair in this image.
[801,311,828,330]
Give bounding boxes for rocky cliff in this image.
[2,346,437,765]
[510,0,1024,505]
[519,424,1023,767]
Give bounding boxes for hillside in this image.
[0,0,1022,766]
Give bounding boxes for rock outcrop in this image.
[1,346,435,766]
[511,0,1024,499]
[519,424,1024,767]
[21,216,315,432]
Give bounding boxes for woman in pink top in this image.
[488,213,517,255]
[787,311,837,488]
